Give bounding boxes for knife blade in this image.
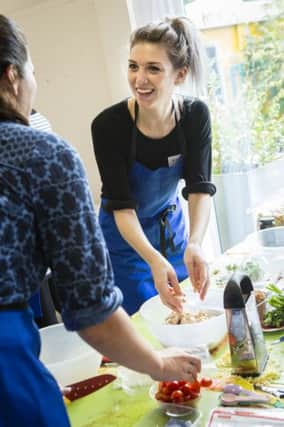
[64,373,116,402]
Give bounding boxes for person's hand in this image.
[183,243,209,300]
[149,253,185,312]
[151,347,201,383]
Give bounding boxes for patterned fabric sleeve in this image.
[25,134,123,330]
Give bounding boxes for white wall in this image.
[6,0,132,203]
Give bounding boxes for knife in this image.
[63,373,116,402]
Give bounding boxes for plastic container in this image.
[245,226,284,252]
[139,288,226,351]
[39,323,102,386]
[149,384,202,422]
[244,227,284,279]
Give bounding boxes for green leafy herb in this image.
[263,283,284,328]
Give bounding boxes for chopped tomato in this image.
[156,379,202,404]
[181,383,192,396]
[200,377,213,387]
[155,391,172,402]
[189,380,201,393]
[165,380,180,393]
[170,389,184,403]
[161,386,172,395]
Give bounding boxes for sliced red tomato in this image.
[161,386,172,396]
[156,391,172,402]
[189,380,201,393]
[180,383,192,396]
[165,380,180,393]
[200,377,213,387]
[170,389,184,403]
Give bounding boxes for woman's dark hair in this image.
[0,14,29,125]
[130,17,207,95]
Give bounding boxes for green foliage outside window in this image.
[209,0,284,174]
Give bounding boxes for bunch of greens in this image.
[263,283,284,328]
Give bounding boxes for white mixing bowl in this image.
[39,323,102,386]
[139,288,226,351]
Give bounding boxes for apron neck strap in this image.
[130,99,186,167]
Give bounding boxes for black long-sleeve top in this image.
[92,97,216,211]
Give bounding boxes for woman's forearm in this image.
[79,307,201,382]
[79,308,162,377]
[113,209,160,264]
[187,193,211,245]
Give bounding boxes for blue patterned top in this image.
[0,121,122,330]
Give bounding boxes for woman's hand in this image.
[184,242,209,300]
[152,347,201,382]
[149,253,185,312]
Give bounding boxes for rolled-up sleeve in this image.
[26,135,123,330]
[182,100,216,199]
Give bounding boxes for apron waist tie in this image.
[159,204,177,258]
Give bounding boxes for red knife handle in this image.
[64,374,116,401]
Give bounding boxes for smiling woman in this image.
[91,16,216,316]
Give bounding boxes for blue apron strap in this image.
[131,100,187,259]
[159,204,177,258]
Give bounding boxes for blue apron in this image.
[29,290,42,318]
[99,102,189,314]
[0,306,70,427]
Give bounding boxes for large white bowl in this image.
[139,288,226,350]
[39,323,102,386]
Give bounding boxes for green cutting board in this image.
[67,308,284,427]
[67,383,219,427]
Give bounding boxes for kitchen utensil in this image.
[263,384,284,392]
[255,385,284,399]
[271,335,284,345]
[223,384,252,395]
[220,392,271,406]
[224,273,268,376]
[64,373,116,402]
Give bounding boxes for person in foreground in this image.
[92,17,216,315]
[0,15,201,427]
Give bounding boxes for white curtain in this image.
[127,0,185,29]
